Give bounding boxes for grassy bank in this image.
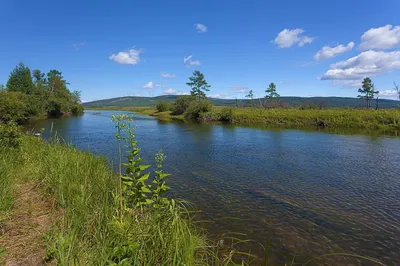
[0,136,247,265]
[86,106,400,132]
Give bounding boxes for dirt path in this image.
[0,182,53,266]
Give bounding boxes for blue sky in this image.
[1,0,400,102]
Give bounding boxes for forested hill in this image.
[83,95,400,109]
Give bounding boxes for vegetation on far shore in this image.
[86,71,400,132]
[0,62,84,124]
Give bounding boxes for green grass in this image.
[209,107,400,131]
[0,136,250,265]
[87,106,400,133]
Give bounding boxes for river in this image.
[28,110,400,265]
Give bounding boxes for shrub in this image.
[156,101,170,112]
[184,100,213,120]
[219,107,234,122]
[0,91,27,123]
[0,121,22,148]
[171,96,195,115]
[71,103,84,115]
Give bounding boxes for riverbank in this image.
[87,106,400,132]
[0,136,246,265]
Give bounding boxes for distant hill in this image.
[83,95,400,109]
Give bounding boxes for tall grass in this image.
[0,137,245,265]
[203,107,400,131]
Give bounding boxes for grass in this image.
[0,136,252,265]
[86,106,400,133]
[208,107,400,131]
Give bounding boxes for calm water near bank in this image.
[29,110,400,265]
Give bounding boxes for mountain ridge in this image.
[83,95,400,109]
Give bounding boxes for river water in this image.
[29,110,400,265]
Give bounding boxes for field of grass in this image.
[86,106,400,133]
[0,136,251,265]
[205,107,400,131]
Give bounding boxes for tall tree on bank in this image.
[6,62,35,94]
[186,70,210,101]
[246,90,254,105]
[358,77,379,108]
[265,82,280,108]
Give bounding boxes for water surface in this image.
[29,110,400,265]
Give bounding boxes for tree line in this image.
[0,62,83,123]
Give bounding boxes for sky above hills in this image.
[1,0,400,102]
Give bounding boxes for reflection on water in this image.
[29,110,400,265]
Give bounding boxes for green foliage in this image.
[1,63,84,122]
[246,90,254,105]
[152,150,171,207]
[186,70,211,101]
[0,84,5,91]
[0,91,27,123]
[6,62,35,95]
[0,121,22,148]
[219,107,234,122]
[265,82,280,100]
[156,101,170,112]
[358,77,379,108]
[206,107,400,131]
[184,100,213,120]
[171,95,195,115]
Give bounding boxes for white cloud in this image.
[229,86,248,93]
[314,42,354,61]
[211,93,231,99]
[194,24,207,33]
[109,48,144,65]
[321,50,400,80]
[164,88,177,95]
[160,72,176,78]
[177,92,190,95]
[184,55,201,67]
[273,29,315,48]
[379,89,398,99]
[360,25,400,50]
[155,84,162,88]
[73,41,86,50]
[143,81,154,89]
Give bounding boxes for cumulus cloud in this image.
[321,50,400,80]
[194,24,207,33]
[273,29,315,48]
[184,55,201,67]
[164,88,177,95]
[160,72,176,78]
[314,42,354,61]
[229,86,248,93]
[177,92,190,95]
[109,48,144,65]
[379,89,398,99]
[143,81,154,89]
[360,25,400,50]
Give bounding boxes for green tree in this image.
[32,69,46,89]
[246,90,254,105]
[6,62,35,94]
[0,84,5,91]
[358,77,379,108]
[186,70,210,101]
[265,82,280,99]
[72,90,82,103]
